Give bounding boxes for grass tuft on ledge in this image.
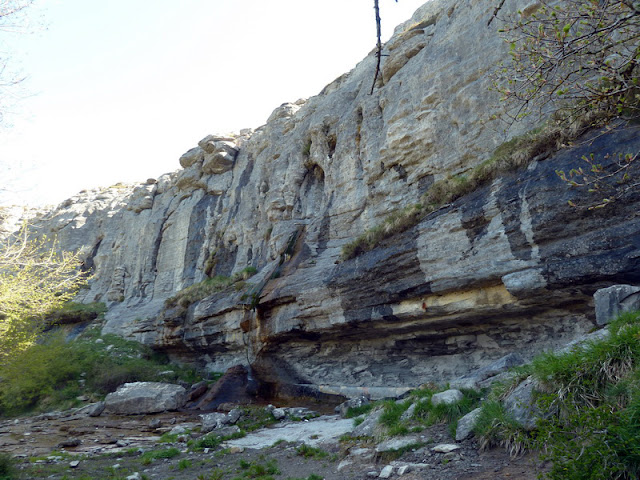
[340,114,602,262]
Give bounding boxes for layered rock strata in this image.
[23,0,640,396]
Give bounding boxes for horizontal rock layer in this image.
[21,0,640,395]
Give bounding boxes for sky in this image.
[0,0,428,207]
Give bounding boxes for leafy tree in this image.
[494,0,639,126]
[493,0,640,208]
[0,224,86,361]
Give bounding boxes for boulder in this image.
[104,382,187,415]
[198,134,236,153]
[202,151,235,174]
[502,376,541,430]
[594,284,640,326]
[352,408,385,438]
[199,412,224,432]
[451,353,525,390]
[431,389,463,406]
[432,444,460,453]
[375,435,422,453]
[179,147,204,168]
[336,395,370,418]
[87,401,106,417]
[187,381,209,402]
[455,407,482,441]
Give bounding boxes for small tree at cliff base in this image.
[0,225,86,361]
[492,0,640,207]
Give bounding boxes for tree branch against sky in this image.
[0,0,34,125]
[493,0,639,128]
[492,0,640,209]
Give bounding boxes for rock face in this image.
[18,0,640,396]
[103,382,187,415]
[594,285,640,326]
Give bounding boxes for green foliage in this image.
[341,204,423,260]
[341,122,573,261]
[235,457,280,480]
[302,139,312,157]
[233,266,258,281]
[191,430,246,451]
[295,444,329,460]
[235,406,277,432]
[0,332,199,416]
[198,469,225,480]
[373,387,482,438]
[46,301,107,325]
[494,0,640,208]
[0,453,18,480]
[177,458,192,470]
[412,388,483,436]
[345,402,375,418]
[474,311,640,478]
[0,226,87,360]
[473,400,529,457]
[165,276,233,309]
[527,311,640,479]
[140,447,181,465]
[494,0,639,127]
[379,399,412,436]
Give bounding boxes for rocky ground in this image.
[1,405,548,480]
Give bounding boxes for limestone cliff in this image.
[22,0,640,397]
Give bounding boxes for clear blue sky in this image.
[0,0,427,207]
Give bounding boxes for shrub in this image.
[233,266,258,281]
[140,447,180,465]
[295,444,329,460]
[0,453,18,480]
[378,399,412,436]
[46,302,107,325]
[165,276,233,308]
[412,387,482,436]
[0,332,200,416]
[473,401,529,457]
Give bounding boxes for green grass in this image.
[295,444,329,460]
[373,387,482,438]
[412,388,483,436]
[234,458,280,480]
[191,430,246,451]
[473,400,529,457]
[140,447,181,465]
[235,406,277,432]
[340,119,588,261]
[344,402,375,418]
[473,311,640,479]
[527,311,640,479]
[233,266,258,281]
[379,399,412,436]
[46,301,107,325]
[0,331,201,416]
[165,270,258,309]
[0,453,18,480]
[165,276,234,308]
